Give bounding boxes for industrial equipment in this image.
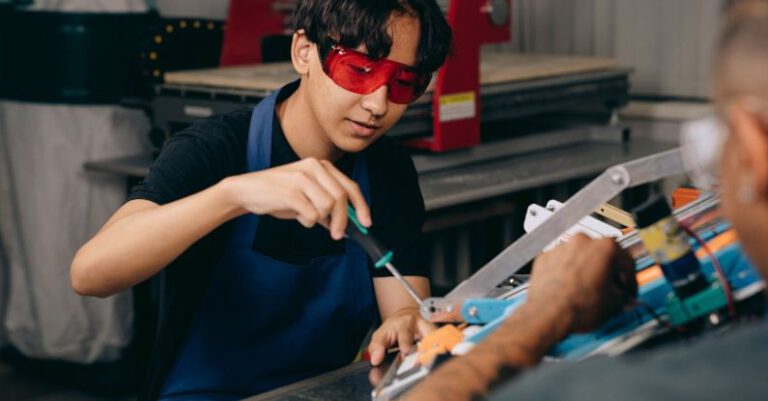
[373,149,765,400]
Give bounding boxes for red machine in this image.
[219,1,295,65]
[408,0,510,152]
[220,0,512,152]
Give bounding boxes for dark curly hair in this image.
[292,0,452,74]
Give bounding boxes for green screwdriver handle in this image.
[346,206,392,269]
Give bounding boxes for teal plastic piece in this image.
[462,298,524,324]
[666,281,728,326]
[374,251,393,269]
[347,205,369,235]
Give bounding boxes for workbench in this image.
[240,359,387,401]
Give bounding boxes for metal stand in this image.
[422,148,686,320]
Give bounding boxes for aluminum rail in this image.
[421,148,687,320]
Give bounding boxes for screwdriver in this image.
[345,206,424,306]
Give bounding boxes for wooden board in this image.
[164,62,297,92]
[164,53,620,92]
[479,52,619,85]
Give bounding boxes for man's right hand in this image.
[526,234,638,333]
[403,235,638,401]
[223,157,371,240]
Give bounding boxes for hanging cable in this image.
[680,224,736,318]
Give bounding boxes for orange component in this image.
[637,265,663,286]
[418,325,464,353]
[417,325,464,366]
[695,230,738,258]
[418,347,447,366]
[672,188,701,209]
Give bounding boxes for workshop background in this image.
[0,0,723,400]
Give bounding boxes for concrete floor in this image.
[0,362,134,401]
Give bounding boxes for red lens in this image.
[327,50,388,94]
[322,45,430,104]
[388,68,430,104]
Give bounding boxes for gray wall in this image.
[501,0,726,99]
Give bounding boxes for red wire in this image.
[680,224,736,318]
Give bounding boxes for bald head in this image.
[715,0,768,103]
[714,2,768,277]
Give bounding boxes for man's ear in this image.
[291,29,313,76]
[727,102,768,197]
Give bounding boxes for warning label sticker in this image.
[438,91,476,122]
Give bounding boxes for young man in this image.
[70,1,450,399]
[406,1,768,400]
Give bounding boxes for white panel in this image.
[155,0,229,20]
[28,0,147,12]
[0,102,150,362]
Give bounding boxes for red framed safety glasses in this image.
[320,44,431,104]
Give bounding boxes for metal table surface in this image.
[241,359,389,401]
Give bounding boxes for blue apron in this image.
[159,88,377,400]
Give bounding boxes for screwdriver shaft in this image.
[384,262,424,306]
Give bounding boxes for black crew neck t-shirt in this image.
[130,83,426,400]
